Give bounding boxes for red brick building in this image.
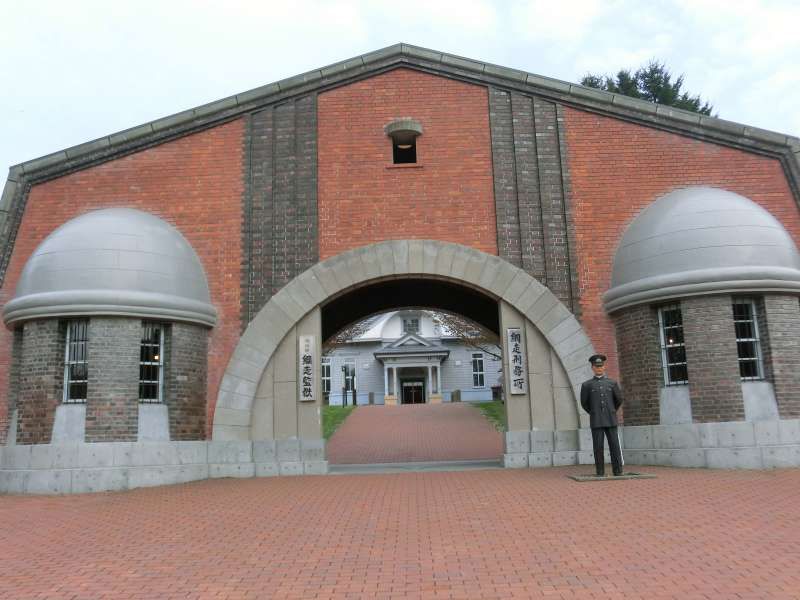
[1,45,799,493]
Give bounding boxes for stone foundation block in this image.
[25,469,72,494]
[129,443,181,467]
[176,441,208,465]
[552,451,578,466]
[253,440,277,463]
[621,426,653,449]
[0,470,28,494]
[504,431,530,454]
[653,425,700,450]
[530,431,554,453]
[667,448,706,468]
[503,453,528,468]
[754,421,780,446]
[279,461,303,476]
[255,462,279,477]
[761,445,800,468]
[301,439,325,462]
[705,447,763,469]
[29,444,80,470]
[208,441,253,464]
[2,445,32,469]
[715,422,756,448]
[78,443,116,468]
[276,439,301,462]
[554,430,579,451]
[779,420,800,444]
[303,460,328,475]
[209,463,256,478]
[528,452,553,468]
[72,468,129,493]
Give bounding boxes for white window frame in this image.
[658,305,688,386]
[321,357,331,395]
[471,352,485,388]
[63,319,89,403]
[139,323,165,403]
[402,317,419,335]
[342,360,356,392]
[732,298,764,381]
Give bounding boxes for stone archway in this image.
[213,240,595,451]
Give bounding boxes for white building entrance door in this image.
[402,380,425,404]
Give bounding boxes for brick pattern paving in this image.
[1,467,799,599]
[326,403,504,464]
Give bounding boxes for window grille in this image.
[732,299,764,380]
[139,323,164,403]
[658,305,688,385]
[342,361,356,392]
[321,357,331,395]
[403,318,419,334]
[471,352,485,388]
[63,320,89,403]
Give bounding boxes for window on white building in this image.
[342,360,356,392]
[63,320,89,403]
[403,317,419,334]
[139,323,164,403]
[471,352,485,388]
[658,305,688,385]
[732,299,764,380]
[321,357,331,396]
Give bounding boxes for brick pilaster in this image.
[613,305,662,425]
[762,294,800,418]
[16,320,63,444]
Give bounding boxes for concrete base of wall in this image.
[0,439,328,495]
[621,419,800,469]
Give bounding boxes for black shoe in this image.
[595,472,605,477]
[613,471,623,476]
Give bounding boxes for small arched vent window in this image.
[385,118,423,164]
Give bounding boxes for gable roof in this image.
[375,333,450,359]
[2,42,799,243]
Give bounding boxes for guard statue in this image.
[580,354,624,477]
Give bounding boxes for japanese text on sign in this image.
[298,335,315,402]
[506,328,527,395]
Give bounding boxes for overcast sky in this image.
[2,0,798,178]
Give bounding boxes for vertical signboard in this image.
[299,335,315,402]
[506,328,527,395]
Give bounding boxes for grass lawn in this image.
[322,405,357,439]
[472,401,506,432]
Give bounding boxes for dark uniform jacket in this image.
[580,376,623,429]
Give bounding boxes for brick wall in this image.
[562,107,800,381]
[85,318,140,442]
[0,120,244,440]
[16,320,63,444]
[243,95,319,325]
[487,90,576,310]
[317,68,497,260]
[762,294,800,418]
[613,305,662,426]
[167,322,208,440]
[682,295,745,422]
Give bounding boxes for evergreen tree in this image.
[581,60,714,116]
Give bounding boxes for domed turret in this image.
[604,187,800,313]
[3,208,216,326]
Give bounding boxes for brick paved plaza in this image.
[1,466,799,599]
[326,404,503,465]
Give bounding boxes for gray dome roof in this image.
[3,208,217,326]
[604,187,800,313]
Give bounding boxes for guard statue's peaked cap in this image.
[589,354,607,366]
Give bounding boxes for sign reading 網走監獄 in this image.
[299,335,315,402]
[506,328,527,395]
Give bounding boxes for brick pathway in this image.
[326,403,503,464]
[2,467,799,599]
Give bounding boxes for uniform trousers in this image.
[592,426,623,476]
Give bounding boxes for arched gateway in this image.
[212,240,595,473]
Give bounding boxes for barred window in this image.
[472,352,485,388]
[63,320,89,403]
[342,360,356,392]
[402,318,419,334]
[658,305,688,385]
[321,357,331,395]
[733,299,764,380]
[139,323,164,403]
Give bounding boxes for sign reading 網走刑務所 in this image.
[507,328,527,395]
